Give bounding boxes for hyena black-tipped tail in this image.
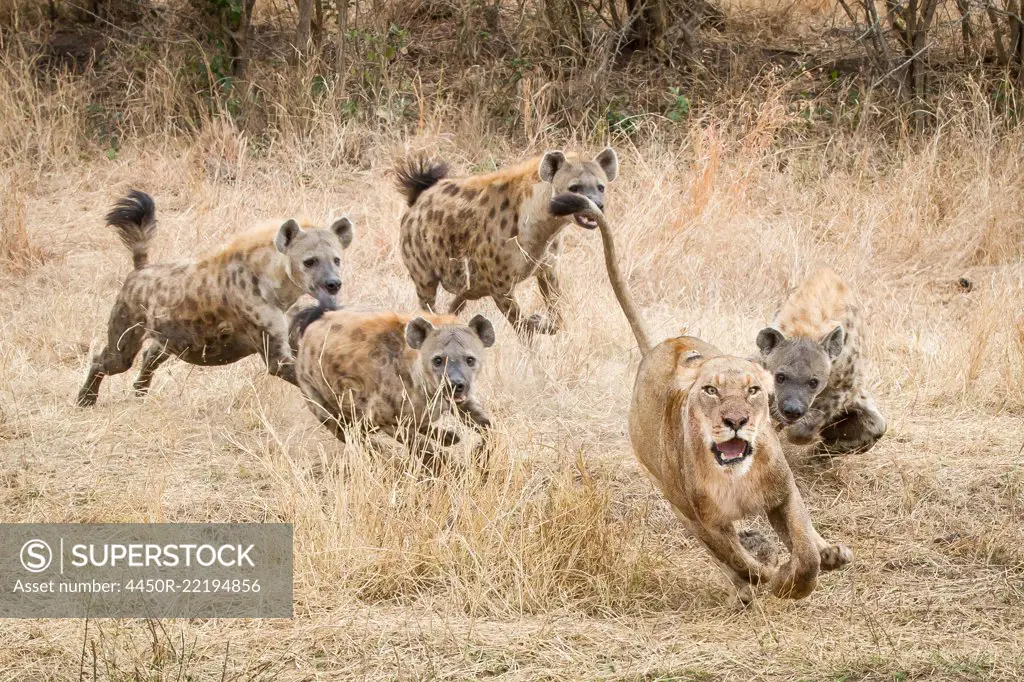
[106,190,157,270]
[395,157,449,206]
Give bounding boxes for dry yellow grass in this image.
[2,54,1024,681]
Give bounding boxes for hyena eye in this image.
[568,184,582,193]
[702,385,718,397]
[303,257,318,268]
[597,184,606,192]
[808,378,820,389]
[775,373,787,384]
[748,386,761,396]
[333,257,341,266]
[432,356,444,367]
[465,356,476,367]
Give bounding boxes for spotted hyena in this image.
[755,268,886,455]
[395,148,618,336]
[77,190,353,406]
[291,306,495,468]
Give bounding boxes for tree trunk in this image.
[623,0,665,53]
[336,0,347,92]
[295,0,315,62]
[232,0,257,78]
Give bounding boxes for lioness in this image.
[551,196,853,602]
[628,336,852,602]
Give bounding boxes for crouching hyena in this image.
[291,306,495,469]
[77,190,353,406]
[756,268,887,455]
[395,148,618,336]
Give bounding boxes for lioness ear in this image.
[275,219,301,253]
[331,217,354,249]
[468,314,495,348]
[539,151,567,183]
[820,325,845,360]
[756,327,785,356]
[405,317,436,350]
[594,147,618,182]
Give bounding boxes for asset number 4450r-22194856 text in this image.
[123,579,261,593]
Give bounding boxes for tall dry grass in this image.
[0,12,1023,681]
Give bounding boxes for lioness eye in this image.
[702,386,718,396]
[303,257,317,268]
[432,356,444,367]
[748,386,760,396]
[808,378,819,389]
[568,184,582,193]
[465,357,476,367]
[775,373,787,384]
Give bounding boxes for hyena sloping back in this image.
[77,190,353,406]
[755,267,886,455]
[395,148,618,337]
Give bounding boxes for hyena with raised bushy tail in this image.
[77,190,354,406]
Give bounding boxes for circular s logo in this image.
[20,539,52,573]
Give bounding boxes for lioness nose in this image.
[324,278,341,294]
[723,416,748,431]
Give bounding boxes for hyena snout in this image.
[445,371,471,402]
[322,277,341,295]
[780,398,807,422]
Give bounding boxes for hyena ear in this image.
[405,317,436,350]
[539,151,567,183]
[756,327,785,356]
[275,219,301,253]
[820,325,845,360]
[330,217,354,249]
[468,314,495,348]
[594,147,618,182]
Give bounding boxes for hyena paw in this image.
[738,529,778,567]
[819,543,853,571]
[524,313,556,335]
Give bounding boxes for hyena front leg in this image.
[535,263,563,334]
[491,289,550,339]
[252,311,298,385]
[816,393,887,455]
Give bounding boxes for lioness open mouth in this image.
[574,214,599,229]
[711,438,752,466]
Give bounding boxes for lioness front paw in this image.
[819,543,853,571]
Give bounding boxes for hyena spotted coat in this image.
[756,268,886,455]
[395,149,618,336]
[291,307,495,467]
[77,191,353,406]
